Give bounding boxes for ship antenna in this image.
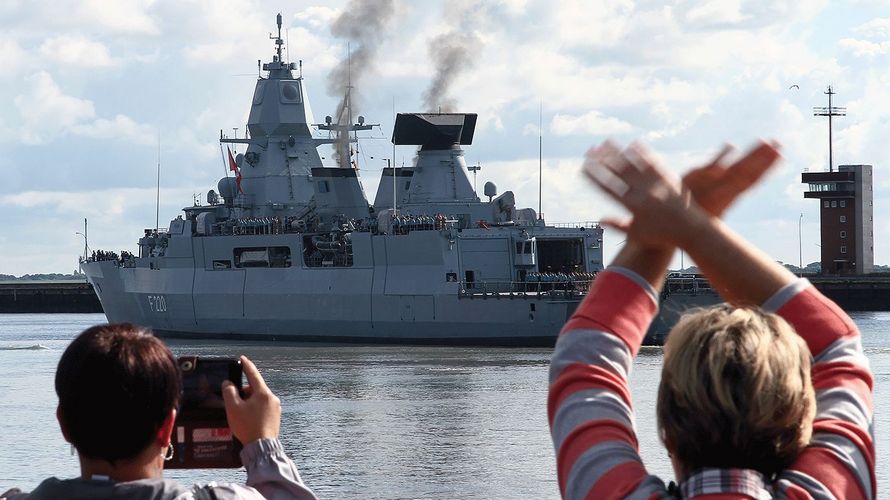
[276,13,283,61]
[286,27,290,64]
[813,85,846,172]
[270,13,284,62]
[538,99,543,221]
[155,129,161,234]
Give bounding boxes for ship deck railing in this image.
[458,279,593,299]
[662,274,714,297]
[549,221,601,229]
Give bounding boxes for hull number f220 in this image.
[148,295,167,313]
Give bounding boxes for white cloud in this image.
[39,35,116,67]
[684,0,748,25]
[12,71,155,145]
[293,6,340,29]
[14,71,95,144]
[839,38,890,57]
[0,37,28,76]
[550,110,634,136]
[70,115,157,145]
[853,17,890,38]
[74,0,158,34]
[551,0,634,49]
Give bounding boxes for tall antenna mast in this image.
[813,85,846,172]
[274,13,284,61]
[538,99,543,220]
[155,130,161,234]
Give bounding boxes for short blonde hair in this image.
[657,305,815,475]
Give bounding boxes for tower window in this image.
[840,215,847,223]
[840,246,847,254]
[823,200,829,208]
[840,200,846,208]
[840,231,846,238]
[831,200,837,208]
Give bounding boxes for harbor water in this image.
[2,312,888,498]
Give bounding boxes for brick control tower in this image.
[802,86,874,275]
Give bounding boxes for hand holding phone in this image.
[168,357,243,469]
[222,355,281,444]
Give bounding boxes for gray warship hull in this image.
[81,15,720,346]
[84,228,602,346]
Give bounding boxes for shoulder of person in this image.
[190,483,264,500]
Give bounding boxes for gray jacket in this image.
[8,438,317,500]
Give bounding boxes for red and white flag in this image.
[227,147,243,193]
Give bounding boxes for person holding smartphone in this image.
[7,323,317,500]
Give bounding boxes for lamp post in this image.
[75,218,89,261]
[798,213,803,273]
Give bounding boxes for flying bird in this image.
[789,84,800,90]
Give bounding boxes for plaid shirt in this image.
[679,468,772,499]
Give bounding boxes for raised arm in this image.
[587,141,875,499]
[548,141,782,499]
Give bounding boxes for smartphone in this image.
[167,356,243,469]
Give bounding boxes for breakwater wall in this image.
[0,280,103,313]
[809,276,890,311]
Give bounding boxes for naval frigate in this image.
[81,15,717,345]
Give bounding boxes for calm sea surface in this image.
[1,312,888,498]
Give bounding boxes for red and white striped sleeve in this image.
[548,267,670,500]
[765,280,876,500]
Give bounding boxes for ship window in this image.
[840,230,846,238]
[234,246,291,268]
[840,215,847,223]
[405,181,410,190]
[515,242,523,254]
[823,200,829,208]
[840,200,846,208]
[318,181,329,193]
[831,200,837,208]
[841,246,847,254]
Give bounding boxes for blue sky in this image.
[1,0,889,275]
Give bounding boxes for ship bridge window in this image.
[234,246,291,268]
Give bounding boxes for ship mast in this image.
[317,45,377,168]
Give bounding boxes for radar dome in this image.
[217,177,237,204]
[484,181,497,198]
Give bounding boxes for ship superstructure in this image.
[81,15,709,345]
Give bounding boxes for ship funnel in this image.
[392,113,477,150]
[389,112,478,204]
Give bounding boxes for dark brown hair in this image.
[55,323,181,463]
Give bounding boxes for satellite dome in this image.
[484,181,497,198]
[217,177,237,203]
